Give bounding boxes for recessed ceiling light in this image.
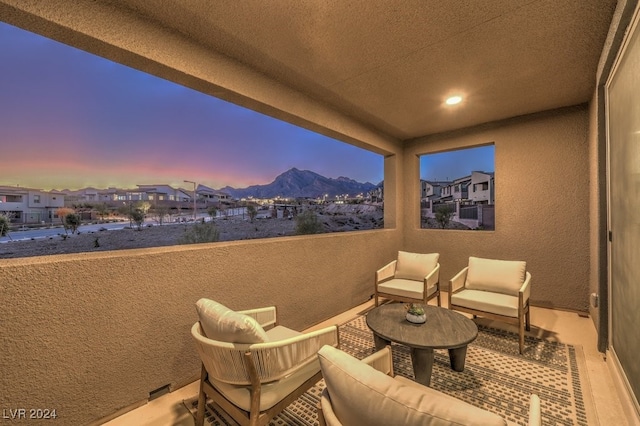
[445,96,463,105]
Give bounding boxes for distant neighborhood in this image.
[421,170,495,230]
[0,168,383,226]
[0,183,226,225]
[0,168,493,231]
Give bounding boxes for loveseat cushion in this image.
[317,345,506,426]
[196,298,268,343]
[465,256,526,295]
[394,251,439,281]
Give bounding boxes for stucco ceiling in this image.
[107,0,617,140]
[8,0,620,141]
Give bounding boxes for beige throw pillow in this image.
[196,298,268,343]
[394,251,439,281]
[465,256,527,295]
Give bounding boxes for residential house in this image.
[420,180,450,200]
[469,171,495,205]
[136,184,192,203]
[197,184,231,203]
[440,175,471,202]
[61,187,102,205]
[369,183,383,203]
[99,187,140,203]
[1,2,638,425]
[0,185,65,224]
[420,180,450,210]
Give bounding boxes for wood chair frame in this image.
[192,306,339,426]
[449,267,532,354]
[374,260,441,307]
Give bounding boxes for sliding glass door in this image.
[606,8,640,412]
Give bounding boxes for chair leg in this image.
[317,400,327,426]
[196,364,207,426]
[525,308,531,331]
[436,292,441,307]
[518,317,525,355]
[375,293,379,307]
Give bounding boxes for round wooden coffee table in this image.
[366,303,478,386]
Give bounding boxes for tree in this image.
[55,207,75,234]
[0,213,11,237]
[295,210,323,235]
[117,204,130,219]
[434,204,455,229]
[130,208,145,230]
[247,205,257,223]
[134,201,151,215]
[207,205,218,221]
[64,213,81,234]
[150,204,170,225]
[94,203,110,222]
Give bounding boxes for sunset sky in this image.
[0,22,385,192]
[1,21,492,192]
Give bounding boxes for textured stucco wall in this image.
[403,106,591,311]
[0,230,400,424]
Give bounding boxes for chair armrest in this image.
[318,389,340,426]
[237,306,277,328]
[376,260,397,284]
[250,325,339,382]
[528,394,541,426]
[449,267,468,294]
[360,346,393,377]
[518,272,532,305]
[424,263,440,290]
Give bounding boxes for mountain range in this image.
[220,168,379,199]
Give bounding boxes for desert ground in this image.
[0,204,383,259]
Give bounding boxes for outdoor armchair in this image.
[449,256,532,354]
[191,298,339,426]
[316,345,542,426]
[374,251,441,307]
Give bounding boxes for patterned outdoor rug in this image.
[185,314,595,425]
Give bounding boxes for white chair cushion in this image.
[377,278,437,300]
[394,251,439,281]
[465,257,526,295]
[196,298,269,343]
[265,325,301,341]
[317,345,506,426]
[451,289,519,317]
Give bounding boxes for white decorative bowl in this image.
[406,313,426,324]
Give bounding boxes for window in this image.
[33,195,40,204]
[419,145,494,230]
[0,22,383,259]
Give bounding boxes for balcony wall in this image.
[0,229,401,424]
[404,105,591,312]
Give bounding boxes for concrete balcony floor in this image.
[104,293,633,426]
